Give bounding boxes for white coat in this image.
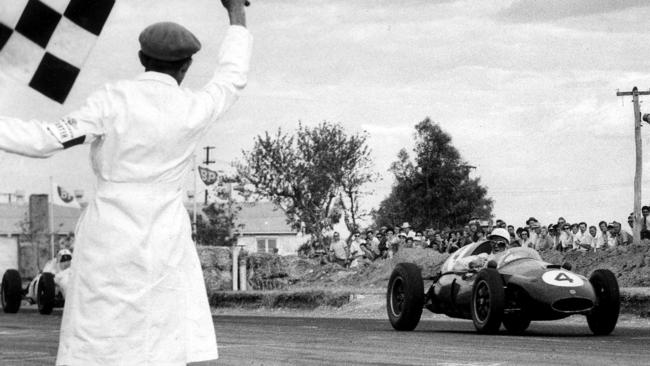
[0,25,252,366]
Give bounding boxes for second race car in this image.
[1,249,72,315]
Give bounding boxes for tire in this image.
[471,268,505,334]
[387,263,424,331]
[1,269,22,313]
[37,273,56,315]
[502,313,531,334]
[587,269,619,335]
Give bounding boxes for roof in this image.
[185,201,295,235]
[0,203,81,235]
[236,202,295,235]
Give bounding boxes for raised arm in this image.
[199,0,253,123]
[222,0,248,27]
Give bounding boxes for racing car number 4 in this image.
[542,270,584,287]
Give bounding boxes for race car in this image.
[1,249,72,315]
[386,240,620,335]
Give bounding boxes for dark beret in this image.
[139,22,201,61]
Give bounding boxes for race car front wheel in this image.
[471,268,505,334]
[387,262,424,331]
[586,269,619,335]
[37,273,56,315]
[1,269,22,313]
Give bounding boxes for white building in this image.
[234,202,304,255]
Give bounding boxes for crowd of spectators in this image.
[327,207,650,268]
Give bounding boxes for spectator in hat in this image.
[401,222,415,237]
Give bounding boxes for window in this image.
[256,238,277,253]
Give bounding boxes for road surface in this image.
[1,309,649,365]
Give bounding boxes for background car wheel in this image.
[586,269,619,335]
[387,263,424,331]
[502,313,531,334]
[37,273,56,315]
[471,268,504,334]
[1,269,22,313]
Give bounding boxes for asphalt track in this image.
[1,309,649,365]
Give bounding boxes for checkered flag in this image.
[0,0,115,104]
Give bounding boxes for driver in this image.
[42,248,73,274]
[453,228,509,272]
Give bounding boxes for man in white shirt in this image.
[573,222,593,252]
[0,1,252,364]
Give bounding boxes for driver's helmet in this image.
[487,228,509,253]
[57,249,72,263]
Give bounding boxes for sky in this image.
[2,0,650,229]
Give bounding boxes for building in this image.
[234,202,304,255]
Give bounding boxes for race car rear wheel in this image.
[387,262,424,331]
[503,313,531,334]
[37,273,56,315]
[586,269,619,335]
[1,269,22,313]
[471,268,505,334]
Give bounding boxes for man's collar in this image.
[136,71,178,86]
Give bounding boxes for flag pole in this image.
[192,154,198,233]
[49,176,55,259]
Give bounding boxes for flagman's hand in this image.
[221,0,250,7]
[221,0,248,27]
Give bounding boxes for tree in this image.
[194,201,242,246]
[374,117,493,229]
[238,121,375,249]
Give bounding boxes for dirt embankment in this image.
[198,245,650,296]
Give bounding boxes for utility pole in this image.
[203,146,216,204]
[617,87,650,245]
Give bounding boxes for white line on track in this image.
[437,363,503,366]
